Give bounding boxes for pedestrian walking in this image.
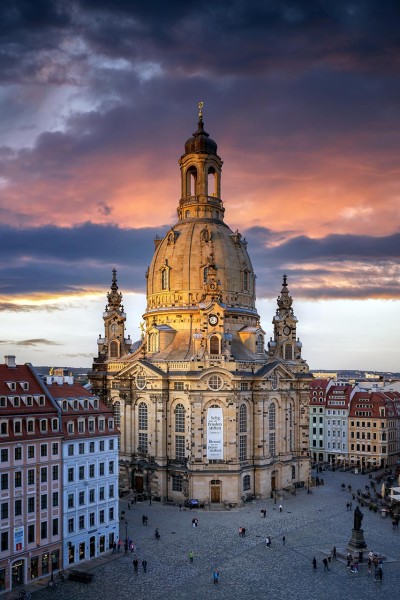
[346,502,350,511]
[378,566,383,581]
[189,551,194,564]
[142,514,146,525]
[312,557,317,570]
[117,539,122,552]
[279,504,283,513]
[213,569,220,584]
[323,558,329,571]
[133,558,138,572]
[239,527,243,537]
[242,527,246,537]
[332,547,336,559]
[261,509,266,518]
[128,501,131,510]
[112,541,116,554]
[142,559,147,573]
[282,536,286,545]
[349,501,353,510]
[192,518,196,528]
[194,518,198,528]
[266,536,271,548]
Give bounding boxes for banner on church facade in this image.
[207,407,223,459]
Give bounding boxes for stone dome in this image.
[184,117,218,156]
[146,219,257,314]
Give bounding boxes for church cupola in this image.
[178,102,224,222]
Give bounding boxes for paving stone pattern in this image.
[27,469,400,600]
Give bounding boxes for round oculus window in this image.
[208,375,223,391]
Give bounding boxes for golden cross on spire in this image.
[198,101,204,118]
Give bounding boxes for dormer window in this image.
[108,419,114,430]
[78,419,85,434]
[98,419,105,432]
[20,382,29,391]
[7,382,16,391]
[270,374,278,390]
[13,397,20,407]
[110,340,119,358]
[62,401,68,411]
[52,418,58,431]
[67,422,74,434]
[0,422,8,436]
[161,267,169,291]
[148,332,158,353]
[38,396,45,406]
[93,399,98,409]
[73,400,78,410]
[40,419,47,432]
[26,396,33,406]
[256,334,264,354]
[14,420,22,434]
[88,419,95,432]
[27,419,34,433]
[0,397,6,408]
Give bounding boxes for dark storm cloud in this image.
[0,223,399,300]
[1,0,399,86]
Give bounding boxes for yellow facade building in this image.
[90,109,312,506]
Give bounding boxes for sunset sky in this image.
[0,0,399,371]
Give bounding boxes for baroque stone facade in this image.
[90,109,312,506]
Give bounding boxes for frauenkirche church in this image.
[89,106,312,507]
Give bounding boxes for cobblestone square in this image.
[29,469,399,600]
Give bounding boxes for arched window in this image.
[110,341,118,358]
[291,465,296,480]
[148,333,158,353]
[239,404,247,433]
[175,404,185,433]
[269,403,276,456]
[185,210,190,218]
[210,335,219,355]
[207,167,217,196]
[243,270,249,291]
[285,344,293,360]
[271,373,278,390]
[243,474,251,491]
[113,401,121,427]
[161,269,169,290]
[187,166,197,196]
[138,402,148,454]
[256,334,264,354]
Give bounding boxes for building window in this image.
[1,502,8,520]
[89,489,95,503]
[52,518,59,536]
[89,441,95,453]
[79,491,85,506]
[138,433,148,454]
[88,420,95,433]
[113,402,121,427]
[15,499,22,517]
[1,532,8,552]
[256,334,264,353]
[27,419,34,433]
[79,466,85,480]
[239,435,247,461]
[208,375,223,390]
[270,374,278,390]
[172,474,183,492]
[67,422,74,434]
[0,474,8,490]
[243,270,249,291]
[269,432,276,456]
[99,463,105,476]
[269,403,276,430]
[291,465,296,480]
[40,419,47,432]
[68,518,74,533]
[100,440,105,451]
[109,507,114,521]
[68,494,74,508]
[243,474,251,491]
[239,404,247,433]
[52,465,59,481]
[109,439,114,451]
[40,521,47,539]
[284,344,293,360]
[52,492,59,507]
[28,524,35,543]
[79,443,85,454]
[67,468,74,482]
[0,449,8,462]
[109,484,114,498]
[28,469,35,485]
[14,447,22,461]
[28,497,35,513]
[99,510,105,524]
[27,446,34,459]
[40,467,47,483]
[52,442,59,455]
[40,444,47,457]
[41,494,47,510]
[79,515,85,530]
[209,335,220,355]
[110,340,118,358]
[175,435,185,460]
[109,461,114,475]
[14,471,22,488]
[161,268,169,290]
[89,464,95,478]
[99,487,104,501]
[89,513,95,527]
[68,444,74,456]
[175,403,185,432]
[174,381,184,391]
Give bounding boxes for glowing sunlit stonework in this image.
[90,109,312,506]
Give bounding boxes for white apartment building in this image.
[44,376,119,568]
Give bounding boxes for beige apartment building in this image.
[90,109,312,506]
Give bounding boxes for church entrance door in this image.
[210,480,221,503]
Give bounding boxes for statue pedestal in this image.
[348,528,367,550]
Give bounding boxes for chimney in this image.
[4,355,16,368]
